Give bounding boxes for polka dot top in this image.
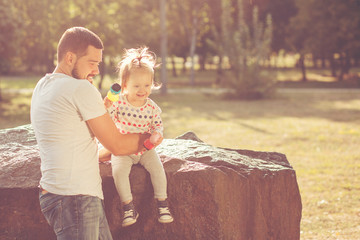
[108,94,163,136]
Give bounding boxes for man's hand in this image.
[99,148,111,162]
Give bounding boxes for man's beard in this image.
[71,62,93,83]
[71,63,81,79]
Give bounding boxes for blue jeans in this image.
[39,191,113,240]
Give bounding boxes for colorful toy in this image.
[107,83,121,102]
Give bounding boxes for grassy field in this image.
[1,71,360,239]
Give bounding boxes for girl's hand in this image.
[150,132,163,147]
[104,96,112,109]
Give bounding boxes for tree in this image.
[66,0,161,89]
[167,1,191,75]
[204,0,224,84]
[318,0,360,81]
[69,0,127,88]
[251,0,297,54]
[286,0,308,81]
[11,0,69,73]
[288,0,360,81]
[0,0,24,101]
[160,0,168,94]
[0,0,21,75]
[221,0,274,99]
[168,0,208,85]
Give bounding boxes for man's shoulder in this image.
[59,76,97,93]
[46,73,91,86]
[45,73,73,81]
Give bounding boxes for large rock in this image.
[0,125,302,240]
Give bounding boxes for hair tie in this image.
[136,56,142,66]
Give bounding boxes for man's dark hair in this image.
[57,27,104,62]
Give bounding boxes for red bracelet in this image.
[143,139,155,150]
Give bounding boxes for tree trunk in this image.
[171,56,177,77]
[189,16,198,86]
[160,0,168,94]
[97,61,106,90]
[272,55,277,68]
[329,54,337,77]
[344,54,351,74]
[216,55,223,85]
[46,57,54,73]
[182,57,187,74]
[299,54,307,82]
[199,55,206,71]
[312,55,318,69]
[354,57,359,67]
[338,52,351,81]
[321,57,326,69]
[0,81,2,101]
[46,49,55,73]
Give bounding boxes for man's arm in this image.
[87,113,148,156]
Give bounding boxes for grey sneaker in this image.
[122,201,139,227]
[157,199,174,223]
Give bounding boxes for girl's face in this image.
[124,68,153,106]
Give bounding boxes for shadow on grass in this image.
[153,89,360,125]
[0,92,32,129]
[1,87,359,130]
[277,80,360,89]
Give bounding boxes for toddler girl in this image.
[100,46,173,227]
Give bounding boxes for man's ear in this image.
[64,52,76,66]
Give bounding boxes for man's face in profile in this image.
[71,45,102,84]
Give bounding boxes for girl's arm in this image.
[149,104,164,147]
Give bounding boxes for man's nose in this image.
[93,66,100,75]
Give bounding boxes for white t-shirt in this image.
[31,73,107,199]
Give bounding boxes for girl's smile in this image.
[124,68,153,107]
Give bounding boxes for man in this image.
[31,27,149,239]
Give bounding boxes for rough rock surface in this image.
[0,125,302,240]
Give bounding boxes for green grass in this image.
[0,75,41,89]
[1,72,360,239]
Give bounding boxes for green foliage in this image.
[0,0,22,73]
[224,66,277,100]
[0,0,359,87]
[221,0,275,99]
[261,0,297,52]
[287,0,360,79]
[0,0,162,75]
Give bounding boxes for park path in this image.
[2,88,34,94]
[2,87,360,95]
[161,87,360,95]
